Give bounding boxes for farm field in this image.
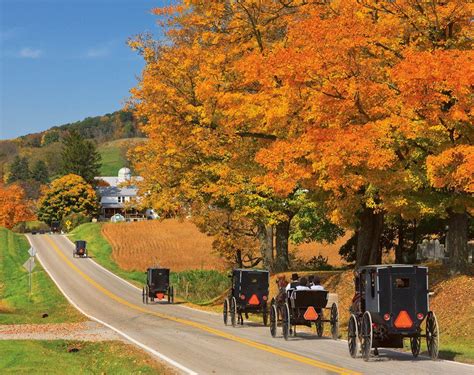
[101,219,226,272]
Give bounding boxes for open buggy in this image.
[223,269,269,327]
[142,268,174,304]
[348,265,439,361]
[73,240,87,258]
[270,288,339,340]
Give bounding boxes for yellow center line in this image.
[45,236,360,375]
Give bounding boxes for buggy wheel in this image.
[230,297,237,327]
[316,316,324,337]
[142,287,146,304]
[282,303,290,341]
[270,304,277,338]
[262,304,268,327]
[426,311,439,360]
[330,303,339,340]
[410,335,421,358]
[223,298,229,326]
[168,287,171,304]
[145,286,149,305]
[361,311,373,362]
[348,314,358,358]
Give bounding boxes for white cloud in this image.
[19,47,42,59]
[85,47,110,58]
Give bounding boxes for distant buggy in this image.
[142,268,174,304]
[348,265,439,361]
[73,240,87,258]
[270,289,339,340]
[223,269,269,327]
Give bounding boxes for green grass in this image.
[99,141,126,176]
[0,228,84,324]
[69,223,228,304]
[0,340,168,374]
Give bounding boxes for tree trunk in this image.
[257,223,274,272]
[447,210,469,274]
[275,220,290,272]
[395,219,405,264]
[235,249,243,268]
[356,208,384,267]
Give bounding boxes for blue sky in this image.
[0,0,170,140]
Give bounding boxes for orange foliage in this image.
[0,183,36,229]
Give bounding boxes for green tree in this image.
[31,160,49,183]
[37,174,100,224]
[61,130,101,183]
[7,156,30,183]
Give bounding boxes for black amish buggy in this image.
[142,268,174,304]
[270,288,339,340]
[50,221,61,233]
[348,265,439,361]
[73,240,87,258]
[223,269,269,327]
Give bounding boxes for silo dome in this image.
[118,167,131,180]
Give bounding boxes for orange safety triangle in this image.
[304,306,319,321]
[394,310,413,328]
[156,293,165,300]
[248,294,260,305]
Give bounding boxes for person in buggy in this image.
[285,273,300,291]
[310,276,325,291]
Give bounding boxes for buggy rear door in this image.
[390,269,417,326]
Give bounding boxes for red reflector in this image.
[240,294,246,300]
[262,295,268,301]
[417,313,424,320]
[394,310,413,328]
[248,294,259,305]
[303,306,319,321]
[156,293,164,300]
[383,314,390,321]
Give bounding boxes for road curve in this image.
[26,234,472,375]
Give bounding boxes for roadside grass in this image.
[70,223,228,304]
[0,227,84,324]
[0,340,170,374]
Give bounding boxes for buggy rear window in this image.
[395,278,410,288]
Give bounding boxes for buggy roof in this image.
[147,267,169,272]
[357,264,428,272]
[233,269,269,273]
[75,240,86,245]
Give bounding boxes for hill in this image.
[99,138,146,176]
[0,110,144,181]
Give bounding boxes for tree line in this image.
[128,0,473,273]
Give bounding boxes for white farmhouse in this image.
[95,168,144,219]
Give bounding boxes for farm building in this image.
[95,168,153,220]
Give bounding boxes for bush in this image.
[62,213,91,232]
[170,270,229,304]
[12,221,50,233]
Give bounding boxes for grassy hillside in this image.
[98,138,146,176]
[0,227,84,324]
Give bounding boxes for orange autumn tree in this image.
[129,0,340,270]
[244,0,473,267]
[0,183,36,229]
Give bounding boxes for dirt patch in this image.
[0,321,122,342]
[102,219,226,272]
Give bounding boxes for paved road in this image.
[27,234,472,375]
